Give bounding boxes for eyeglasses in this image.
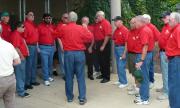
[45,17,52,19]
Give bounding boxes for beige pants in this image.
[0,74,16,108]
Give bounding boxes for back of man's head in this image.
[69,11,78,22]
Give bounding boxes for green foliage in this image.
[71,0,110,24]
[71,0,179,29]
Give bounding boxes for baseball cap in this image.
[160,11,171,18]
[112,16,122,21]
[1,11,9,17]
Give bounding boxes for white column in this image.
[45,0,50,13]
[19,0,22,21]
[110,0,121,73]
[23,0,26,21]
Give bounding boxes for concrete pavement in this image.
[0,72,169,108]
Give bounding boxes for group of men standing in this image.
[112,12,180,108]
[0,9,180,108]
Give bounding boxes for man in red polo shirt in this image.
[81,16,95,80]
[38,13,56,86]
[156,11,171,100]
[143,14,160,89]
[133,15,153,105]
[166,12,180,108]
[0,11,11,42]
[54,13,69,79]
[127,17,140,95]
[58,11,93,105]
[24,11,40,90]
[94,11,112,83]
[112,16,128,88]
[10,22,30,98]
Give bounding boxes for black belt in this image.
[115,44,125,47]
[168,56,180,60]
[28,44,37,46]
[160,49,165,52]
[39,44,54,46]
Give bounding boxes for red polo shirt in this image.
[146,23,160,51]
[127,29,138,53]
[134,25,152,53]
[93,19,112,41]
[38,23,56,45]
[24,19,39,45]
[58,22,93,51]
[147,23,160,41]
[10,30,29,57]
[0,22,11,42]
[158,24,171,50]
[166,24,180,57]
[113,25,129,45]
[56,22,67,33]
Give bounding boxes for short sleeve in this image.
[103,21,112,36]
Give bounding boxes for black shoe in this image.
[100,79,110,83]
[96,75,103,79]
[53,71,58,76]
[20,93,30,98]
[79,99,87,105]
[25,85,33,90]
[88,76,94,80]
[31,82,40,86]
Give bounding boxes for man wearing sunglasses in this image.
[10,22,30,98]
[24,11,40,90]
[55,13,69,80]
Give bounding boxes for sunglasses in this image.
[63,17,68,19]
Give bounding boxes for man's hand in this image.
[100,45,105,52]
[88,47,93,54]
[20,55,25,61]
[121,54,126,60]
[37,47,41,53]
[136,61,143,69]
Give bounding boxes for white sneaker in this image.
[134,99,150,105]
[44,81,50,86]
[156,87,163,92]
[149,82,154,89]
[49,77,54,82]
[118,84,128,88]
[93,72,99,76]
[113,81,120,85]
[157,93,168,100]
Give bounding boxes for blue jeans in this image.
[136,52,152,101]
[57,45,65,76]
[26,45,38,85]
[64,51,86,101]
[160,51,168,95]
[114,46,127,84]
[14,59,26,96]
[168,56,180,108]
[39,45,55,81]
[149,52,154,83]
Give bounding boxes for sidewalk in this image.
[0,72,168,108]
